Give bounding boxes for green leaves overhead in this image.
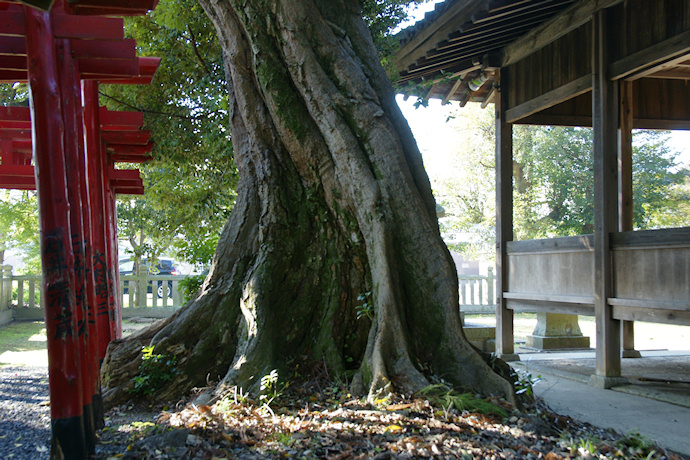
[103,0,237,266]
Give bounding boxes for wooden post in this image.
[618,80,641,358]
[104,182,122,338]
[55,36,97,453]
[589,9,625,389]
[495,68,519,361]
[24,6,87,458]
[0,265,11,311]
[83,81,114,361]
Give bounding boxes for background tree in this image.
[0,84,40,273]
[424,104,687,260]
[0,190,40,272]
[513,127,687,239]
[102,0,516,406]
[102,0,237,268]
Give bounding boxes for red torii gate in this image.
[0,0,159,457]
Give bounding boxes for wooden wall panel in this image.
[506,236,594,297]
[514,78,690,129]
[633,78,690,129]
[508,23,592,109]
[609,0,690,63]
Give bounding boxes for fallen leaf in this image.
[387,403,413,411]
[384,425,403,433]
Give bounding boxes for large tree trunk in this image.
[102,0,515,406]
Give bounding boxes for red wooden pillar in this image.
[82,81,114,360]
[24,6,87,458]
[104,170,122,339]
[55,35,98,451]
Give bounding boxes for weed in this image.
[418,384,507,418]
[562,432,600,457]
[259,369,287,408]
[129,346,179,398]
[616,431,657,458]
[355,291,374,320]
[514,371,541,397]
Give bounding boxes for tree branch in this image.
[98,90,195,121]
[187,25,210,74]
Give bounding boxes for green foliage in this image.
[104,0,237,267]
[259,369,287,408]
[432,107,689,262]
[130,346,179,398]
[513,127,687,238]
[428,104,496,261]
[418,384,507,418]
[513,371,541,398]
[355,291,374,320]
[361,0,427,74]
[616,431,656,456]
[0,190,40,272]
[178,274,206,302]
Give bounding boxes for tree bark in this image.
[102,0,515,406]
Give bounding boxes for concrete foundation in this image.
[463,323,495,353]
[526,312,590,350]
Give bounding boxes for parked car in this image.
[119,258,180,298]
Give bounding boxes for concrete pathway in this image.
[512,351,690,457]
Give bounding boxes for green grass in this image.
[0,321,47,354]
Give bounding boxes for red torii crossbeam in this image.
[0,0,159,457]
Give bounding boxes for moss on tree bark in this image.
[101,0,515,407]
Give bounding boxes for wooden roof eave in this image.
[394,0,490,72]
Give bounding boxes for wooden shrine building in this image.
[395,0,690,389]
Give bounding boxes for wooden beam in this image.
[99,108,144,128]
[590,9,623,388]
[612,305,690,326]
[0,106,30,120]
[481,86,496,108]
[506,234,594,254]
[610,30,690,81]
[508,300,595,316]
[502,0,623,66]
[611,227,690,249]
[494,67,518,361]
[617,80,638,358]
[70,38,137,60]
[101,130,151,145]
[505,74,591,123]
[442,77,465,104]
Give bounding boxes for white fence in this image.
[458,267,496,314]
[0,265,188,324]
[1,264,497,325]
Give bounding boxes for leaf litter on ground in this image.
[94,378,687,460]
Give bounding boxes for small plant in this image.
[215,386,250,417]
[178,274,205,302]
[418,384,507,418]
[259,369,286,408]
[616,431,656,457]
[514,371,541,397]
[355,291,374,320]
[129,346,179,398]
[562,433,600,457]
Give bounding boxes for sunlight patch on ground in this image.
[0,350,48,367]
